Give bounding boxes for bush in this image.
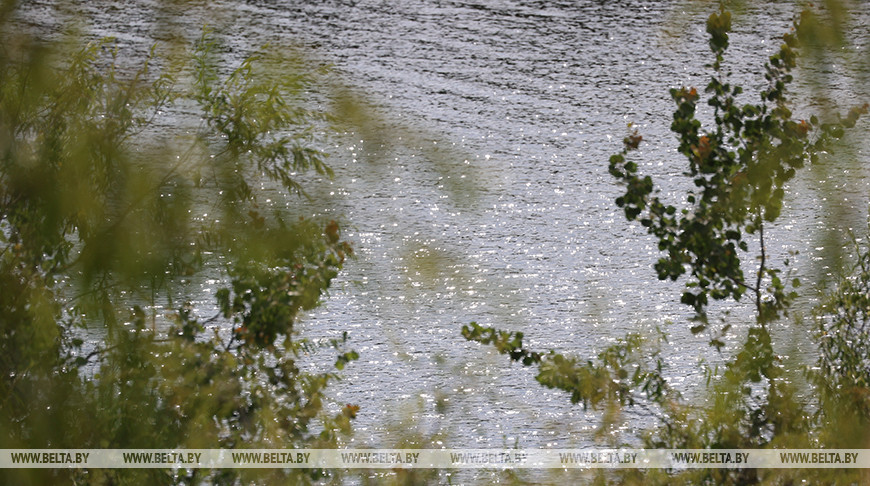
[465,6,868,485]
[0,9,356,485]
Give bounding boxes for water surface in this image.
[29,0,870,450]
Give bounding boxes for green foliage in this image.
[610,7,866,330]
[0,6,357,484]
[817,234,870,396]
[462,322,671,410]
[811,233,870,452]
[192,27,334,199]
[465,5,870,485]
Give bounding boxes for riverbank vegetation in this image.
[0,5,360,484]
[2,0,869,485]
[466,5,870,485]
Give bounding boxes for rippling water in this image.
[24,0,870,450]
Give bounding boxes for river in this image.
[23,0,870,454]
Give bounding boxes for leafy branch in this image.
[462,322,672,410]
[608,8,867,334]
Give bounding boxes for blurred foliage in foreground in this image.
[466,5,870,485]
[3,0,870,484]
[0,3,359,484]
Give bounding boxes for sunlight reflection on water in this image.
[37,0,870,450]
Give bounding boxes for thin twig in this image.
[756,214,766,322]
